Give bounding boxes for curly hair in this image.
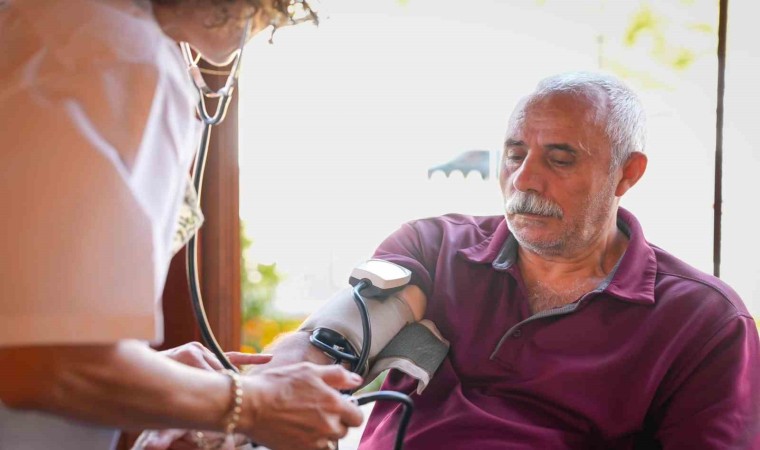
[150,0,317,28]
[149,0,264,28]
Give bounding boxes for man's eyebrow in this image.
[504,140,582,154]
[545,143,578,154]
[504,139,524,147]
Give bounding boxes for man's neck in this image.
[518,218,628,314]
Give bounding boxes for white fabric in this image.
[298,287,416,375]
[0,408,120,450]
[0,0,201,448]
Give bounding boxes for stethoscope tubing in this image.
[181,21,250,371]
[187,120,238,371]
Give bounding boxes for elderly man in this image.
[259,72,760,449]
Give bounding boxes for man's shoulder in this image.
[389,214,505,255]
[651,244,751,318]
[407,213,504,232]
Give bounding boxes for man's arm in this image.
[250,284,428,373]
[0,340,364,450]
[653,315,760,448]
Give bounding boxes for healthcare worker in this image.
[0,1,363,449]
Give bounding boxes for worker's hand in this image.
[160,342,272,371]
[243,362,364,450]
[135,362,362,450]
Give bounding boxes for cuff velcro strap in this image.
[366,319,449,394]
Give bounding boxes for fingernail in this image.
[350,373,363,383]
[257,353,273,356]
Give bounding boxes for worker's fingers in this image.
[316,364,364,392]
[160,342,223,371]
[225,352,273,367]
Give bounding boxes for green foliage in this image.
[623,3,700,72]
[240,221,282,322]
[356,371,389,394]
[535,0,716,82]
[625,5,660,47]
[671,47,696,70]
[688,22,714,34]
[604,59,669,90]
[240,221,305,352]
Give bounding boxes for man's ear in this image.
[615,152,648,197]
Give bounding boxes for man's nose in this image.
[511,153,546,194]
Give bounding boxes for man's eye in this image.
[548,149,575,167]
[505,152,525,163]
[551,158,573,167]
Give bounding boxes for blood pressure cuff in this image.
[298,287,449,393]
[367,319,449,394]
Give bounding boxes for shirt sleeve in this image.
[0,84,163,346]
[654,314,760,449]
[372,220,437,298]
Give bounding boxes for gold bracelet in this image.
[191,370,245,450]
[222,369,244,436]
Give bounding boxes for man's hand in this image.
[242,362,364,450]
[160,342,272,371]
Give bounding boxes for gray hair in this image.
[526,72,647,169]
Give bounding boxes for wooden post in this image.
[196,63,243,351]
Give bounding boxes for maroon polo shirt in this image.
[360,208,759,449]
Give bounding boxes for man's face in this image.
[499,92,620,257]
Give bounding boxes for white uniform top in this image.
[0,0,202,448]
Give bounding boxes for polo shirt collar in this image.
[458,219,511,265]
[458,207,657,305]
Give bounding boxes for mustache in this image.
[505,191,563,219]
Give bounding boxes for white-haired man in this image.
[258,71,760,449]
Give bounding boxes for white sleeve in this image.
[0,0,204,347]
[0,31,199,347]
[0,85,165,346]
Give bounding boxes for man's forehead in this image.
[507,93,606,137]
[504,93,611,159]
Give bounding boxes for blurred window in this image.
[238,0,758,323]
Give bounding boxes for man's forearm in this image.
[245,331,334,374]
[248,285,428,375]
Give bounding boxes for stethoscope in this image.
[180,5,413,449]
[181,16,250,374]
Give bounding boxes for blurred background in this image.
[237,0,758,344]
